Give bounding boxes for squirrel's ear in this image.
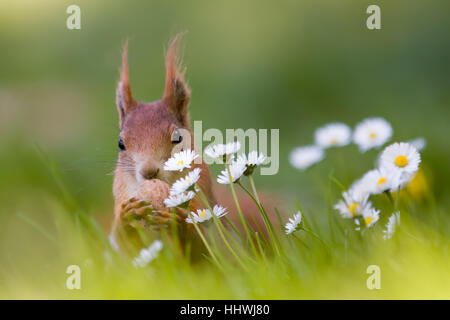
[116,41,136,128]
[163,34,191,126]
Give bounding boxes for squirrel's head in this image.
[115,35,193,185]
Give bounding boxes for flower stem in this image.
[384,190,395,207]
[225,163,258,257]
[237,179,281,256]
[223,216,244,241]
[195,186,248,270]
[248,174,261,203]
[248,175,278,238]
[394,187,400,210]
[194,184,244,242]
[186,210,222,269]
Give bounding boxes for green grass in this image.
[0,147,448,300]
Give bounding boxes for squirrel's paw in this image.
[150,207,189,229]
[120,198,186,231]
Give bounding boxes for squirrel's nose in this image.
[140,168,159,180]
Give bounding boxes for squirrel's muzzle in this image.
[140,167,160,180]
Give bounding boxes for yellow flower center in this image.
[369,132,377,139]
[348,203,358,216]
[395,155,408,167]
[365,217,374,226]
[330,139,338,145]
[177,160,184,167]
[377,177,387,185]
[199,210,207,218]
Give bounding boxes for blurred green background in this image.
[0,0,449,298]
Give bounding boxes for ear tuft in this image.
[116,41,135,128]
[163,33,191,125]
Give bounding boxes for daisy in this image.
[217,160,246,184]
[205,141,241,159]
[380,142,421,185]
[169,168,202,195]
[212,205,228,218]
[358,167,401,195]
[237,151,266,175]
[408,137,426,151]
[383,211,400,240]
[353,118,393,152]
[334,190,371,218]
[315,122,351,148]
[163,191,195,208]
[163,149,198,172]
[361,207,380,228]
[289,145,325,170]
[285,211,302,235]
[186,205,228,224]
[132,240,163,268]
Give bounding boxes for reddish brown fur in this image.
[111,35,214,254]
[110,35,281,255]
[163,34,191,126]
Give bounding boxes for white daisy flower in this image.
[361,207,380,228]
[289,145,325,170]
[383,211,400,240]
[212,205,228,218]
[315,122,351,148]
[285,211,302,235]
[358,167,401,195]
[132,240,163,268]
[380,142,421,185]
[353,117,393,152]
[205,141,241,159]
[169,168,202,195]
[217,160,246,184]
[334,190,371,218]
[163,149,198,172]
[186,205,228,224]
[408,137,426,151]
[237,151,266,175]
[163,191,195,208]
[186,209,211,224]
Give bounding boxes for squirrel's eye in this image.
[118,138,126,151]
[171,129,183,144]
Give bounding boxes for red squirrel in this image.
[110,35,280,255]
